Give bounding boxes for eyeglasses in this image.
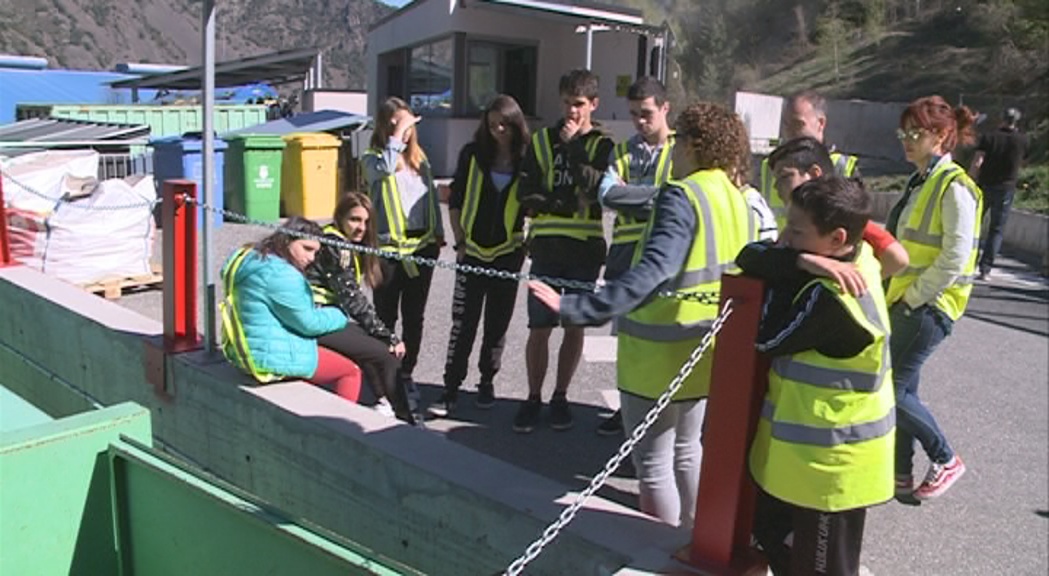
[896,128,925,142]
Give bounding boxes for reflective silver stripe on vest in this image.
[654,136,674,185]
[771,292,889,391]
[902,168,960,247]
[674,179,724,290]
[832,153,855,177]
[771,357,880,391]
[761,400,895,447]
[673,262,739,290]
[530,220,603,233]
[618,316,713,342]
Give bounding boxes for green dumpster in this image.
[224,134,286,222]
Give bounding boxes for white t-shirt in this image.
[743,186,779,242]
[394,168,430,230]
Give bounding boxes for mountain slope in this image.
[0,0,392,89]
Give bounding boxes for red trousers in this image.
[308,346,362,402]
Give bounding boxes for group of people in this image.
[218,68,1010,575]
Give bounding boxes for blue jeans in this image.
[979,183,1015,273]
[890,302,955,476]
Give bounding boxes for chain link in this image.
[1,168,161,211]
[189,198,720,304]
[501,300,734,576]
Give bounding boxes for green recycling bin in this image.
[224,134,286,222]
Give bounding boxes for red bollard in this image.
[680,274,769,575]
[0,174,18,268]
[162,180,202,353]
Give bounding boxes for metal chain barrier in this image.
[1,168,161,211]
[187,197,721,305]
[502,300,734,576]
[0,169,718,303]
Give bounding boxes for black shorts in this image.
[526,237,605,329]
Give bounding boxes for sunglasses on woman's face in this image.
[896,128,925,142]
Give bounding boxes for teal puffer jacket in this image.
[222,248,347,379]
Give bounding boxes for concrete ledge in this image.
[0,265,691,575]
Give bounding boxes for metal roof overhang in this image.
[0,117,150,143]
[470,0,662,34]
[224,110,370,136]
[107,47,319,90]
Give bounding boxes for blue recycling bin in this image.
[151,134,228,227]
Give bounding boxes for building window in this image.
[465,41,537,116]
[409,37,454,116]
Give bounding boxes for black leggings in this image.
[443,252,523,390]
[372,243,439,378]
[318,324,413,423]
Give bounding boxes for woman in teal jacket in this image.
[221,217,362,401]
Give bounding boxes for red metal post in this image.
[683,275,769,575]
[0,174,18,268]
[162,180,202,353]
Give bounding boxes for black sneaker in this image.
[427,390,457,418]
[475,383,495,409]
[549,395,574,431]
[513,397,542,433]
[596,410,623,436]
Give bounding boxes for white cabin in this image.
[367,0,670,176]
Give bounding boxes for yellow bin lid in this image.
[282,132,340,149]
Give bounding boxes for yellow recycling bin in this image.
[281,132,340,219]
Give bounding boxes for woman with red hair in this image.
[885,95,982,502]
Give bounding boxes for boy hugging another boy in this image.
[737,175,894,576]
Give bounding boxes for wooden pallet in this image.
[80,264,163,300]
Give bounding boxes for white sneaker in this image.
[373,397,395,418]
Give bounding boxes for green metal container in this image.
[224,134,286,222]
[15,103,268,146]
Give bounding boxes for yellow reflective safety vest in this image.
[460,155,525,261]
[610,133,675,247]
[363,148,439,275]
[310,224,362,306]
[529,128,605,242]
[749,243,895,512]
[220,247,279,383]
[617,169,757,401]
[886,161,983,321]
[760,151,858,230]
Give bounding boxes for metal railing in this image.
[98,152,153,180]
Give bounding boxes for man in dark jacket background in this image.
[969,107,1030,280]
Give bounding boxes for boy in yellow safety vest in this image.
[514,69,614,433]
[593,75,675,436]
[737,175,894,576]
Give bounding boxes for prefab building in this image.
[367,0,670,176]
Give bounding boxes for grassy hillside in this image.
[620,0,1047,162]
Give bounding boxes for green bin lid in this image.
[224,133,287,149]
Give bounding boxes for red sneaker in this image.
[914,456,966,500]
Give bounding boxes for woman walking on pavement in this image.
[429,95,530,418]
[362,97,445,396]
[886,95,982,502]
[306,192,417,424]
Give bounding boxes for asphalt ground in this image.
[117,208,1049,576]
